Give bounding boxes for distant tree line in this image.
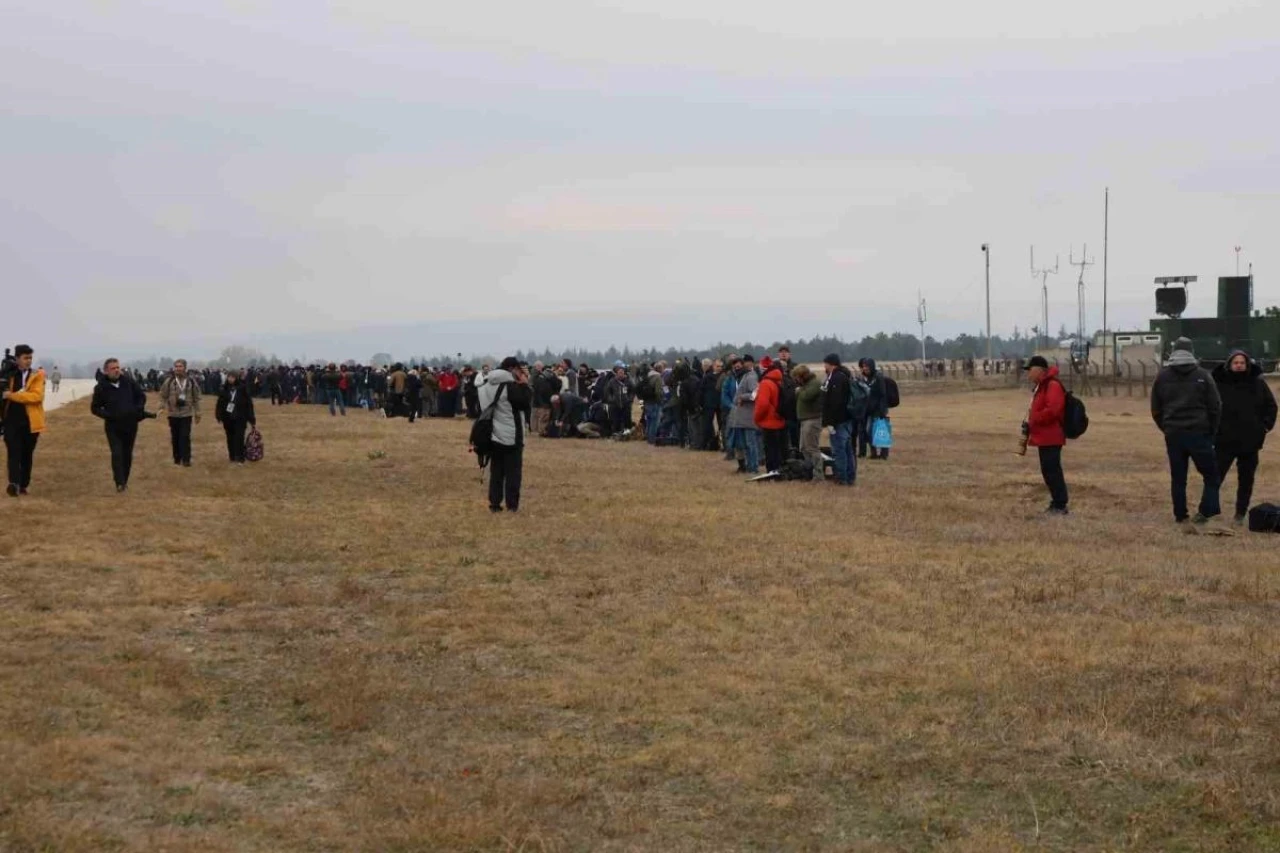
[58,330,1048,377]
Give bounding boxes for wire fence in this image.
[877,360,1169,398]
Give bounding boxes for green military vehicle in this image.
[1150,274,1279,371]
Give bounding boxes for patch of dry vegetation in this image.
[2,390,1279,851]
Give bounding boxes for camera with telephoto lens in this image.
[0,348,15,385]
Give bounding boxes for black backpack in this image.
[846,376,870,422]
[468,384,508,468]
[1248,503,1280,533]
[776,458,813,481]
[635,376,655,403]
[884,377,900,409]
[1059,382,1089,440]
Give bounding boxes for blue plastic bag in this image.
[871,417,893,449]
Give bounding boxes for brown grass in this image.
[2,390,1279,851]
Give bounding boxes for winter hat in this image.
[823,354,842,366]
[1173,337,1194,353]
[760,356,774,370]
[1024,355,1049,370]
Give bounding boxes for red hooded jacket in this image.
[754,368,786,430]
[1028,366,1066,447]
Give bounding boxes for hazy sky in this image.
[3,1,1277,359]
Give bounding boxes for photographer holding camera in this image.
[2,345,45,497]
[157,359,202,466]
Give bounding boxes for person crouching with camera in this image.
[2,344,44,497]
[158,359,201,466]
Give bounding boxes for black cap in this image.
[1024,355,1049,370]
[823,353,841,366]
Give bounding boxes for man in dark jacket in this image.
[859,358,891,460]
[1152,338,1223,529]
[91,358,150,492]
[1213,349,1277,524]
[821,354,856,486]
[698,360,722,452]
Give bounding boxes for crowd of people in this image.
[2,340,1277,533]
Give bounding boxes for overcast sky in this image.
[3,0,1277,360]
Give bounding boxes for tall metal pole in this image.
[982,243,992,363]
[1102,187,1109,378]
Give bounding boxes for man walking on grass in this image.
[1152,338,1222,532]
[2,344,44,496]
[158,359,201,466]
[1023,356,1069,515]
[91,358,149,492]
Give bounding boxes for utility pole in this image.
[1030,246,1059,352]
[1069,244,1095,363]
[981,243,992,363]
[1235,245,1243,276]
[917,292,928,365]
[1103,188,1110,379]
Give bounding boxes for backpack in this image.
[1248,503,1280,533]
[847,376,870,422]
[635,376,655,403]
[778,378,797,420]
[1055,380,1089,439]
[468,384,508,468]
[884,377,900,409]
[775,458,813,481]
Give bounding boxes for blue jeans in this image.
[830,421,856,485]
[327,389,346,416]
[1165,432,1220,520]
[727,427,760,473]
[643,403,662,443]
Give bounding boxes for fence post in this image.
[1124,361,1133,397]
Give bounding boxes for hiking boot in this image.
[1045,506,1069,516]
[735,460,746,473]
[5,484,17,498]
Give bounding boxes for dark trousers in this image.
[687,412,704,449]
[223,420,247,462]
[701,410,720,451]
[1216,447,1259,518]
[763,428,786,473]
[858,417,888,459]
[786,417,800,456]
[1037,445,1068,509]
[168,417,193,464]
[407,395,421,423]
[1165,432,1221,521]
[4,425,38,489]
[488,444,523,511]
[105,421,138,487]
[270,388,283,405]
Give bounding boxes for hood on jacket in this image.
[1036,365,1060,387]
[1167,349,1199,373]
[1213,349,1262,382]
[485,368,515,386]
[762,367,783,384]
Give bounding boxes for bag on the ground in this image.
[1057,381,1089,439]
[468,384,508,467]
[776,458,813,481]
[847,376,870,422]
[1248,503,1280,533]
[245,427,264,462]
[885,377,901,409]
[871,417,893,449]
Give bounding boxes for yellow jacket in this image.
[4,369,46,433]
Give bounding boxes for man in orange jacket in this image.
[754,364,787,474]
[2,345,45,497]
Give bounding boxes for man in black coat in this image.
[1213,349,1277,524]
[1152,338,1223,528]
[91,358,151,492]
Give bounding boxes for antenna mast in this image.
[1069,244,1096,358]
[1030,246,1059,350]
[917,292,928,365]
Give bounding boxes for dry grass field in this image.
[3,388,1280,852]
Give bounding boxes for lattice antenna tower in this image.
[1069,244,1095,348]
[916,292,927,364]
[1030,247,1059,348]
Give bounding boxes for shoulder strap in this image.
[485,382,508,413]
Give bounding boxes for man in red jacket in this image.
[1024,356,1069,515]
[754,365,787,474]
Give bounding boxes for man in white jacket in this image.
[476,357,533,513]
